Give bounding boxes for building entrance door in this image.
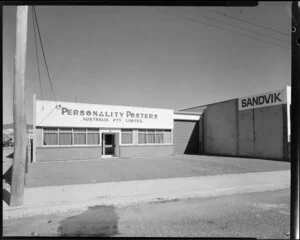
[102,133,115,157]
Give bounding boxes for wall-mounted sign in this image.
[238,88,287,111]
[36,100,174,129]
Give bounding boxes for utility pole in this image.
[10,6,28,207]
[291,1,300,239]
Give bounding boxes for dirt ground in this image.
[20,154,290,188]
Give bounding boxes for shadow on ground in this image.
[57,205,119,237]
[3,166,12,185]
[200,154,290,162]
[6,152,14,159]
[3,166,12,205]
[2,189,10,205]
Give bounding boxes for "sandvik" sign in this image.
[238,88,287,111]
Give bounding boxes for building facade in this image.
[33,99,184,162]
[181,86,291,161]
[32,86,290,162]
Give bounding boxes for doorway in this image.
[102,133,115,157]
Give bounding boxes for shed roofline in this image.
[174,111,203,115]
[179,85,290,111]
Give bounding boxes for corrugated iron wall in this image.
[173,120,199,155]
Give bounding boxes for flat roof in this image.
[174,111,202,115]
[179,85,290,112]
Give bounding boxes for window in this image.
[87,128,100,145]
[59,133,72,145]
[138,130,147,144]
[74,128,86,145]
[43,128,58,145]
[59,128,72,145]
[87,133,99,145]
[42,128,172,146]
[74,133,86,145]
[121,129,133,144]
[137,129,172,145]
[147,130,155,144]
[164,129,172,144]
[156,130,164,144]
[87,129,99,145]
[43,128,100,146]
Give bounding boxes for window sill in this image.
[40,145,101,148]
[120,144,173,147]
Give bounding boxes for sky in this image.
[2,2,292,125]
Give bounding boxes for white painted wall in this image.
[36,100,174,129]
[173,114,200,121]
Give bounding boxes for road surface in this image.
[3,189,290,238]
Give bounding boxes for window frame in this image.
[137,129,173,145]
[121,129,134,145]
[42,127,101,147]
[155,130,164,144]
[73,128,87,145]
[42,128,172,147]
[138,129,147,144]
[58,128,73,146]
[43,128,59,146]
[87,131,100,145]
[147,130,156,144]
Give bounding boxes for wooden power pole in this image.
[291,2,300,239]
[10,6,29,207]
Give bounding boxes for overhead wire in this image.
[175,7,290,45]
[155,7,290,51]
[246,4,291,24]
[32,6,44,109]
[37,105,60,126]
[32,6,58,106]
[202,7,289,37]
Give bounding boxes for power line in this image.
[177,7,290,45]
[32,6,58,105]
[257,4,291,22]
[32,7,44,108]
[202,7,289,37]
[157,7,290,50]
[247,4,291,24]
[155,7,290,51]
